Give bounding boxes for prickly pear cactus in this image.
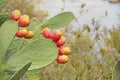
[0,1,74,80]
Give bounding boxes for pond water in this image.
[37,0,120,29]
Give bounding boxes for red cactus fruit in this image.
[55,36,66,47]
[52,29,62,42]
[58,47,71,55]
[16,29,28,38]
[10,9,21,21]
[18,15,30,27]
[24,31,34,39]
[56,55,69,64]
[40,28,52,38]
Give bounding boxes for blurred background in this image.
[3,0,120,80]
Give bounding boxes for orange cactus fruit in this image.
[10,9,21,21]
[24,31,34,39]
[16,29,28,38]
[55,36,66,47]
[56,55,69,64]
[18,15,30,27]
[52,29,62,42]
[58,47,71,55]
[40,28,52,39]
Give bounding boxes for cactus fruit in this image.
[24,31,34,39]
[55,36,66,47]
[18,15,30,27]
[56,55,69,64]
[58,47,71,55]
[10,9,21,21]
[16,29,28,38]
[52,29,62,42]
[40,28,52,39]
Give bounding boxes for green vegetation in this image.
[0,0,120,80]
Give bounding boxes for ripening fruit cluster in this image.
[10,9,34,39]
[40,28,71,64]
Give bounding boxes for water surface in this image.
[36,0,120,28]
